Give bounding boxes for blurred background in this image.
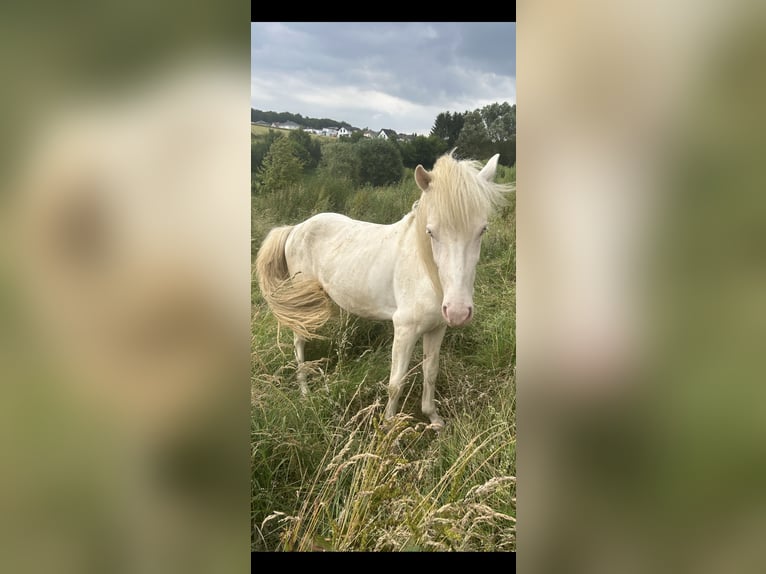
[518,0,766,572]
[3,1,766,569]
[0,1,250,572]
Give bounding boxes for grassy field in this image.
[251,164,516,551]
[251,124,334,141]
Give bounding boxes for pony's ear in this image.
[414,164,432,191]
[478,154,500,182]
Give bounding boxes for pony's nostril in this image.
[466,306,473,321]
[442,304,448,315]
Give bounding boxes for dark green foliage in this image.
[480,102,516,143]
[345,176,420,224]
[455,110,491,160]
[399,135,450,169]
[495,136,516,168]
[254,137,305,194]
[431,103,515,167]
[430,112,448,140]
[287,129,322,169]
[251,109,355,130]
[319,142,362,186]
[430,111,465,147]
[251,129,282,173]
[357,139,404,186]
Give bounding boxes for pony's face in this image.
[414,154,502,327]
[425,217,488,326]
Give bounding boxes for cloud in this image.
[251,22,516,134]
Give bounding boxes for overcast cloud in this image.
[251,22,515,135]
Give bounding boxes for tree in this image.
[251,129,282,173]
[430,112,450,141]
[357,139,403,186]
[287,129,321,169]
[399,135,449,169]
[426,102,516,166]
[319,142,361,186]
[446,112,465,147]
[480,102,515,143]
[251,109,356,130]
[495,136,516,168]
[349,130,365,143]
[454,110,491,160]
[254,137,305,194]
[430,111,465,148]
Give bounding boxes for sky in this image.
[251,22,515,136]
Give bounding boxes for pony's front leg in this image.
[422,325,447,429]
[294,332,309,395]
[384,323,419,422]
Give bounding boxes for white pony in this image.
[256,152,511,429]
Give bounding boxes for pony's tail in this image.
[255,225,333,340]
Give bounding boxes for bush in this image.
[495,137,515,168]
[251,129,283,173]
[345,177,420,224]
[320,142,362,187]
[399,135,449,169]
[254,137,305,194]
[357,139,404,187]
[311,172,356,213]
[288,129,322,169]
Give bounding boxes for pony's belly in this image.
[325,287,396,321]
[318,264,397,320]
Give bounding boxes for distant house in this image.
[269,120,302,130]
[321,127,339,137]
[362,129,376,139]
[338,127,351,138]
[252,120,271,127]
[377,129,398,141]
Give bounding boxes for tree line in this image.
[252,102,515,193]
[251,109,355,131]
[430,102,516,166]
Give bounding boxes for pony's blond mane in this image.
[414,151,512,295]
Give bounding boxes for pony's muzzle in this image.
[442,302,473,327]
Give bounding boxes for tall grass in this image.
[252,165,515,551]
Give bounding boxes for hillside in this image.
[251,109,356,131]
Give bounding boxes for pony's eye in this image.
[480,225,489,235]
[426,228,433,237]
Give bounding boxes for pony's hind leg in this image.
[422,325,447,430]
[294,332,309,395]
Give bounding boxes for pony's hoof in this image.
[427,417,446,432]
